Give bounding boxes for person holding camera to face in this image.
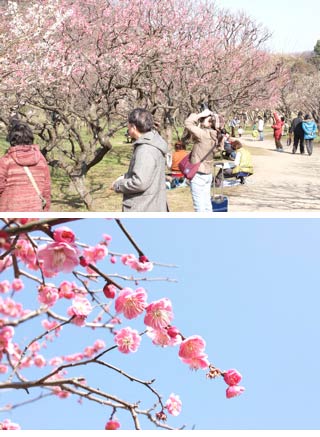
[184,109,220,212]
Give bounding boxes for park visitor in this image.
[302,114,318,156]
[111,108,168,212]
[165,141,189,189]
[271,112,285,152]
[289,111,305,154]
[257,116,264,141]
[0,121,51,212]
[184,108,220,212]
[214,140,253,187]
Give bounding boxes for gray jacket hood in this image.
[134,130,168,155]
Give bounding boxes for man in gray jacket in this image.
[111,108,168,212]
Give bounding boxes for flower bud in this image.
[223,369,242,386]
[226,385,245,399]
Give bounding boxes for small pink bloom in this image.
[144,298,173,330]
[0,419,21,430]
[0,326,15,340]
[38,285,60,307]
[49,357,63,367]
[37,241,80,274]
[226,385,245,398]
[11,278,24,292]
[165,393,182,416]
[110,255,117,264]
[67,296,92,327]
[223,369,242,386]
[34,354,46,367]
[64,353,84,363]
[41,319,62,335]
[93,339,106,351]
[147,327,181,347]
[0,364,8,373]
[178,335,206,359]
[59,281,76,299]
[53,226,76,244]
[0,280,10,294]
[105,419,120,430]
[114,327,141,353]
[180,353,210,370]
[102,234,112,245]
[115,287,148,319]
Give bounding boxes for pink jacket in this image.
[0,145,51,212]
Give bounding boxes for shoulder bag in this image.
[23,166,47,210]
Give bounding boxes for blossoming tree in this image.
[0,218,244,430]
[0,0,283,208]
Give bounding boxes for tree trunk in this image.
[69,175,93,210]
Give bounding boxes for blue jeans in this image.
[190,172,213,212]
[259,130,264,141]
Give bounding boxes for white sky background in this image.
[216,0,320,53]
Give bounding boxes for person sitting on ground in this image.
[214,140,253,187]
[302,114,318,156]
[271,112,285,151]
[166,141,189,189]
[0,121,51,212]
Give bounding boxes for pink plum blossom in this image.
[0,419,21,430]
[102,233,112,245]
[226,385,245,399]
[59,281,76,299]
[38,285,60,307]
[178,335,206,359]
[114,327,141,354]
[180,353,210,370]
[105,419,120,430]
[0,364,8,373]
[11,278,24,292]
[0,297,24,318]
[144,298,174,330]
[115,287,148,319]
[223,369,242,386]
[67,296,92,327]
[93,339,106,351]
[49,357,63,367]
[53,226,76,244]
[147,327,181,347]
[83,244,108,265]
[121,254,153,272]
[110,255,117,264]
[165,393,182,416]
[34,354,46,367]
[0,280,10,294]
[37,241,80,274]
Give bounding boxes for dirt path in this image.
[223,135,320,212]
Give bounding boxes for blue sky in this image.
[217,0,320,53]
[1,218,320,430]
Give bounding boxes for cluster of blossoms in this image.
[0,221,244,430]
[223,369,245,399]
[121,254,153,272]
